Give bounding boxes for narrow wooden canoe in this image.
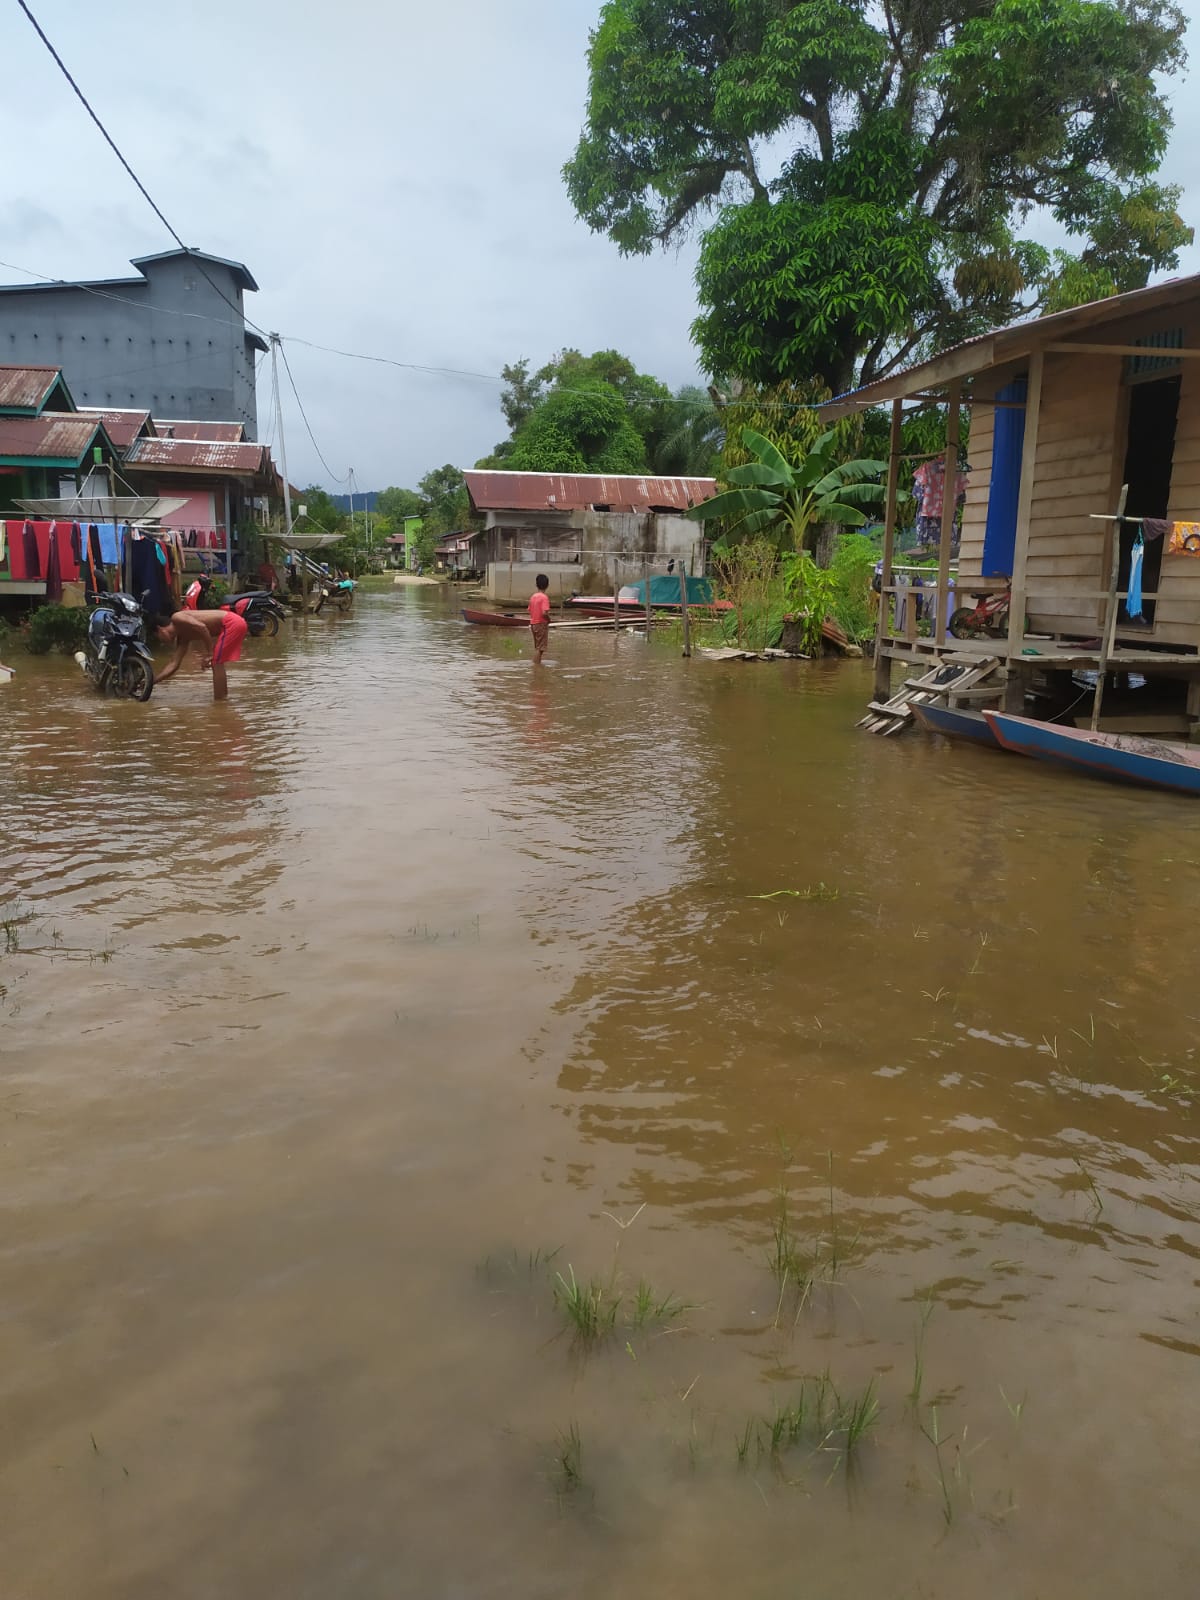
[461,608,527,627]
[912,703,1001,747]
[982,710,1200,795]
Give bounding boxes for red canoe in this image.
[461,608,527,627]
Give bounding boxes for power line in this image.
[13,0,269,340]
[278,341,347,483]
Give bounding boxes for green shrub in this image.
[26,604,89,656]
[829,533,880,642]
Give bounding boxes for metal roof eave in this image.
[821,270,1200,419]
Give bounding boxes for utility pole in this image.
[270,333,300,603]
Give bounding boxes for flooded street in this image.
[2,589,1198,1598]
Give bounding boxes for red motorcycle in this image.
[949,584,1012,640]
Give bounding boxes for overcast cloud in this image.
[1,0,1197,492]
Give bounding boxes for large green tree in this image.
[565,0,1192,394]
[418,464,471,535]
[494,347,671,472]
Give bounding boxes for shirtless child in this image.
[156,608,249,701]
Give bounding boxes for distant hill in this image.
[329,491,381,512]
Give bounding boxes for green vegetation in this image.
[692,428,887,553]
[553,1263,690,1342]
[478,347,722,476]
[25,604,89,656]
[566,0,1191,393]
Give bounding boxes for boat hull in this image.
[912,703,1001,747]
[982,711,1200,795]
[461,608,527,627]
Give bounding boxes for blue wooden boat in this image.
[982,711,1200,795]
[911,703,1001,747]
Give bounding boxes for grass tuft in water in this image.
[554,1265,620,1341]
[908,1295,935,1411]
[554,1422,585,1498]
[629,1279,690,1330]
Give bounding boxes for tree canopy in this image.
[565,0,1192,394]
[486,347,722,475]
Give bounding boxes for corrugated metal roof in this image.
[80,408,153,448]
[154,419,246,442]
[0,413,103,462]
[823,271,1200,417]
[130,249,258,293]
[124,437,268,473]
[463,470,718,514]
[0,364,68,413]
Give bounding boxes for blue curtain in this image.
[981,377,1028,577]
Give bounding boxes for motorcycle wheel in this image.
[116,657,154,701]
[334,594,352,613]
[257,612,280,637]
[948,608,984,640]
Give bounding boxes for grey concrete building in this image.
[0,249,265,437]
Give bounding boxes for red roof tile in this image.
[0,413,105,462]
[463,470,718,515]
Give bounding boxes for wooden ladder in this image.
[858,655,1002,735]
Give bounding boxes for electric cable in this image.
[277,341,348,483]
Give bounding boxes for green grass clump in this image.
[554,1265,621,1341]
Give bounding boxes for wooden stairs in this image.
[859,655,1004,735]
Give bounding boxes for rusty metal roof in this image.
[80,408,153,448]
[0,413,106,463]
[463,471,718,514]
[154,419,246,442]
[123,437,268,474]
[0,364,74,415]
[823,271,1200,417]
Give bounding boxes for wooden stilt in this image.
[874,398,903,700]
[936,383,960,646]
[679,562,692,658]
[1090,483,1130,731]
[1006,350,1044,660]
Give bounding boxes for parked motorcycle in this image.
[224,589,289,637]
[314,577,355,615]
[75,590,155,700]
[186,574,288,636]
[949,584,1012,640]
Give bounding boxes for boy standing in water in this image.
[155,609,249,701]
[528,572,551,665]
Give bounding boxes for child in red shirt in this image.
[528,572,551,664]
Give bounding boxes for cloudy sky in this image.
[1,0,1198,492]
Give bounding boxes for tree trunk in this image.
[813,520,838,568]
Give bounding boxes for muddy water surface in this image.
[2,591,1198,1598]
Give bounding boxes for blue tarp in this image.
[623,574,714,605]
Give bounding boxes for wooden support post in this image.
[508,538,513,605]
[1090,483,1130,731]
[1006,349,1043,661]
[613,558,620,632]
[1186,677,1200,743]
[644,558,652,634]
[679,561,692,657]
[936,382,960,647]
[874,397,903,699]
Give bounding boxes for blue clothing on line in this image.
[1128,532,1145,619]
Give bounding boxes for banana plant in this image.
[690,427,889,552]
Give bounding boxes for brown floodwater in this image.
[1,590,1198,1598]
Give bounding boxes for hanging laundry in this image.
[1142,517,1170,542]
[70,523,82,566]
[44,524,63,604]
[1168,521,1200,555]
[22,521,40,579]
[95,522,121,565]
[1127,531,1145,619]
[0,521,6,567]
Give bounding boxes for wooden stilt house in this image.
[824,274,1200,733]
